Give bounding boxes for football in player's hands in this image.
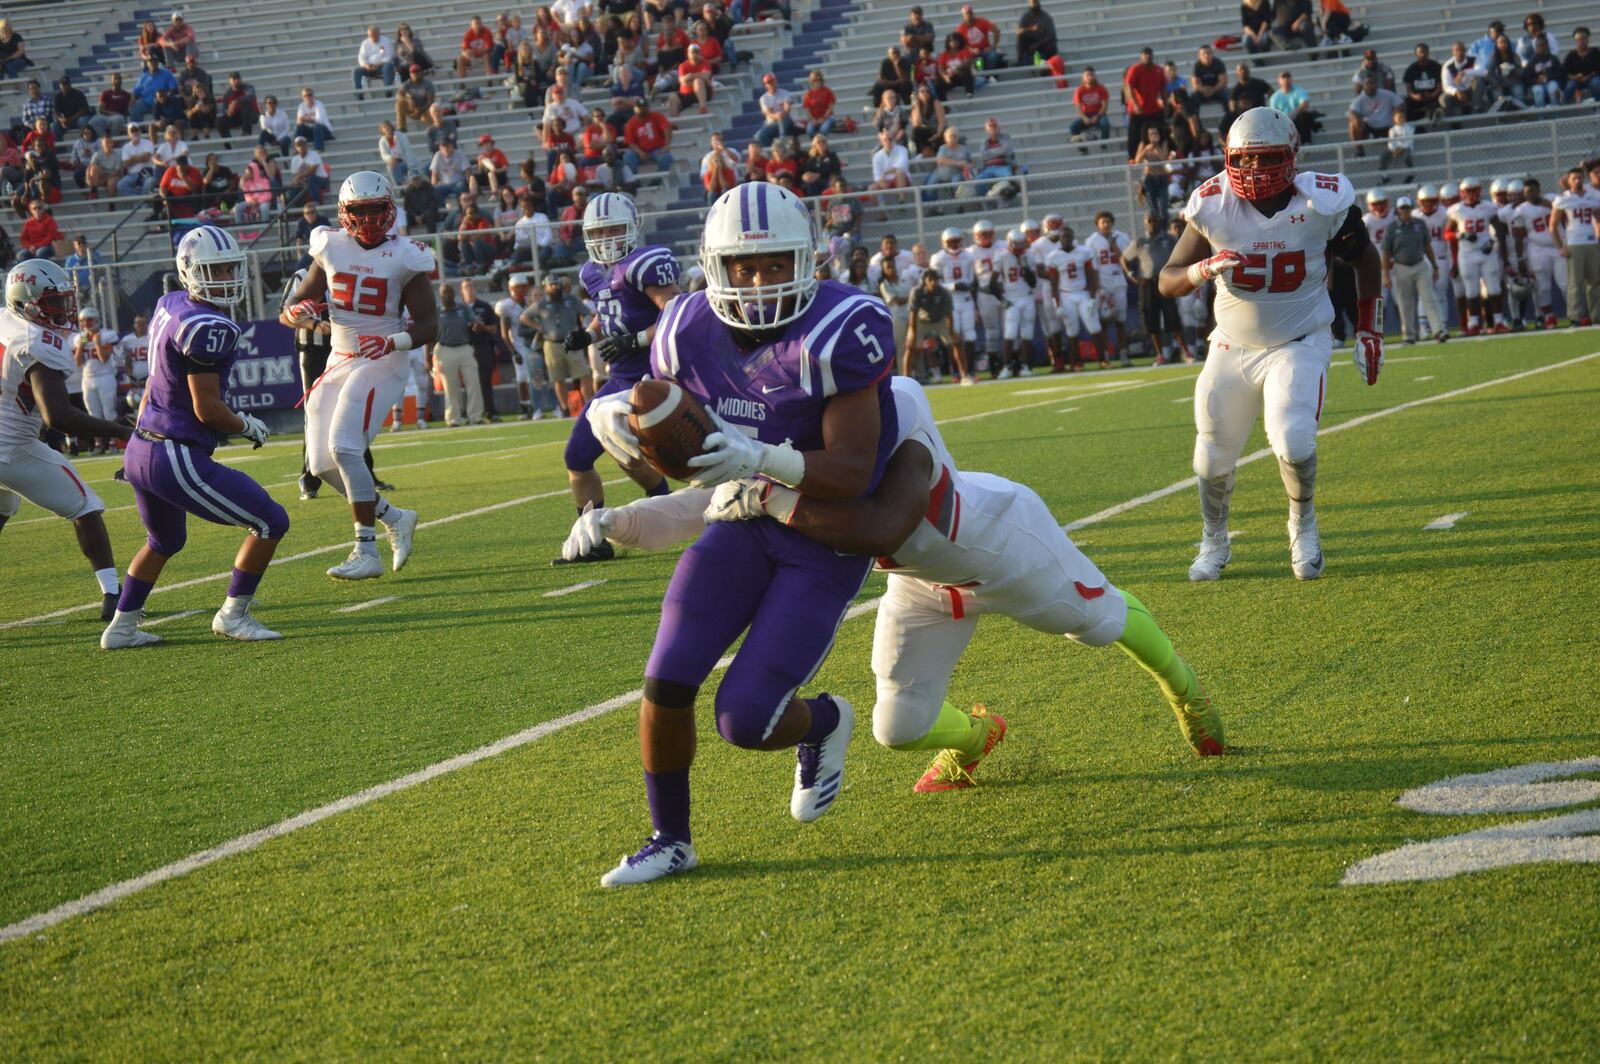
[627,379,716,481]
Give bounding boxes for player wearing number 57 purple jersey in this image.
[556,192,681,564]
[584,181,897,886]
[101,226,291,649]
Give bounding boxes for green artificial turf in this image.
[2,334,1597,1059]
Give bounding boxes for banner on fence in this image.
[222,320,302,411]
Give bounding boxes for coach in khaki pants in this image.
[1382,196,1446,343]
[430,283,483,426]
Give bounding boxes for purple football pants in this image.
[124,434,289,556]
[646,518,872,748]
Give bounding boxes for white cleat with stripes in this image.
[1188,533,1232,581]
[791,695,854,823]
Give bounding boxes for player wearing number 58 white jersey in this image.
[282,170,438,582]
[1161,107,1383,583]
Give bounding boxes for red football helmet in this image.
[1224,107,1298,201]
[337,170,397,247]
[1458,176,1483,207]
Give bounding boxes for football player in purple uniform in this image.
[586,182,898,886]
[101,226,290,649]
[555,192,681,564]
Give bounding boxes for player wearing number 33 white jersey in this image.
[563,376,1226,793]
[282,170,437,581]
[1162,107,1383,584]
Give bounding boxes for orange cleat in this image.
[912,706,1008,793]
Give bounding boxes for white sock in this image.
[221,594,252,614]
[94,567,120,594]
[355,523,379,556]
[374,498,397,526]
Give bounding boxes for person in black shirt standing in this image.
[1221,62,1270,136]
[1403,42,1444,122]
[459,278,501,422]
[282,268,387,498]
[1188,44,1227,137]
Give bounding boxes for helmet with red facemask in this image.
[972,219,995,247]
[1224,107,1298,202]
[337,170,398,247]
[1458,176,1482,207]
[6,259,77,329]
[940,227,964,253]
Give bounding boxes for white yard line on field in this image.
[335,596,399,614]
[3,351,1595,945]
[1424,512,1470,530]
[543,580,606,598]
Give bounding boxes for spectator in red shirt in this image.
[655,13,690,72]
[20,199,64,259]
[457,16,495,80]
[218,72,260,141]
[743,140,768,182]
[1071,66,1111,144]
[1122,46,1167,160]
[457,200,496,273]
[936,33,978,99]
[159,13,196,68]
[542,119,576,174]
[765,139,800,186]
[802,69,836,135]
[578,108,616,165]
[690,22,724,73]
[158,154,203,218]
[22,116,55,159]
[675,45,715,115]
[556,186,587,261]
[955,4,1002,69]
[473,133,510,194]
[622,97,673,173]
[93,72,131,138]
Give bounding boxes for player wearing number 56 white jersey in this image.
[282,170,438,581]
[1445,177,1511,335]
[1161,107,1383,583]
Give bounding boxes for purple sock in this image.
[116,576,154,613]
[801,694,840,744]
[227,568,262,599]
[646,478,671,497]
[644,768,691,842]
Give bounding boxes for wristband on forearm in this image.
[762,482,801,525]
[388,330,413,351]
[1356,296,1382,333]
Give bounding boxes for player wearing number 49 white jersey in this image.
[282,170,437,581]
[1445,178,1511,335]
[1551,165,1600,326]
[564,376,1226,794]
[1162,107,1384,583]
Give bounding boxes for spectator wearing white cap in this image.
[1382,195,1447,343]
[755,73,802,147]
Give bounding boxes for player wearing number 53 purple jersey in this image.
[585,181,897,886]
[556,192,681,564]
[102,226,291,649]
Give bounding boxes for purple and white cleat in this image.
[599,833,699,888]
[791,694,854,823]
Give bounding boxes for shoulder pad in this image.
[176,313,241,366]
[1300,171,1356,216]
[308,226,333,260]
[405,237,436,274]
[625,246,680,291]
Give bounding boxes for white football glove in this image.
[562,503,615,561]
[704,479,768,522]
[585,392,641,463]
[235,411,270,448]
[686,411,805,489]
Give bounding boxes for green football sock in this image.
[889,700,987,754]
[1114,591,1192,700]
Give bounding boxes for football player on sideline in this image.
[1160,106,1383,582]
[969,219,1003,374]
[0,260,132,621]
[1084,211,1133,367]
[102,227,290,647]
[1512,177,1564,330]
[566,377,1224,793]
[1044,226,1108,371]
[583,181,897,886]
[281,171,435,580]
[556,191,681,563]
[1445,177,1512,335]
[987,229,1039,377]
[929,227,981,374]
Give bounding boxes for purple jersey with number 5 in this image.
[137,291,244,452]
[579,244,680,382]
[650,280,898,489]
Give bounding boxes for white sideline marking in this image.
[1424,511,1470,531]
[493,453,523,460]
[1414,375,1436,382]
[142,609,204,628]
[1,351,1596,943]
[1055,407,1080,414]
[543,580,606,598]
[1172,396,1191,403]
[336,596,399,614]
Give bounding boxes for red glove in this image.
[1186,249,1245,287]
[289,299,324,325]
[357,334,396,359]
[1354,296,1384,386]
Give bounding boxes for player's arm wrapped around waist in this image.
[610,488,714,549]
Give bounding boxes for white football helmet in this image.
[701,182,819,331]
[1506,177,1525,201]
[78,306,100,326]
[1458,176,1482,206]
[1225,106,1298,201]
[1440,182,1460,204]
[1042,214,1065,240]
[175,225,247,309]
[1416,183,1439,204]
[583,191,641,266]
[972,219,996,246]
[1006,229,1028,254]
[6,259,77,329]
[940,227,963,252]
[338,170,397,245]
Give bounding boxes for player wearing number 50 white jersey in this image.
[0,259,132,620]
[566,377,1225,795]
[1445,177,1511,335]
[1161,107,1383,583]
[282,170,438,581]
[986,230,1039,377]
